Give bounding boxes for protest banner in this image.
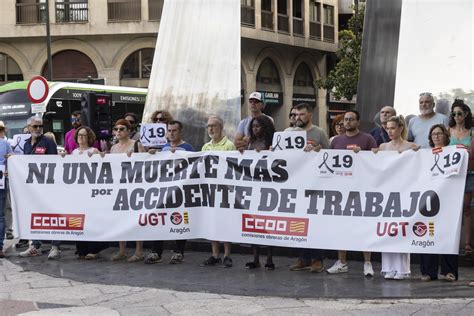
[9,146,467,254]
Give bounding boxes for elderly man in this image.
[19,116,60,259]
[234,92,274,150]
[370,106,396,146]
[200,116,236,268]
[408,92,449,148]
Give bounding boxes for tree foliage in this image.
[315,5,364,101]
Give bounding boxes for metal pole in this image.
[45,0,53,80]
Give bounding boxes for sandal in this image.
[127,254,144,262]
[245,261,261,269]
[445,273,456,282]
[265,263,275,270]
[465,244,473,255]
[111,253,127,261]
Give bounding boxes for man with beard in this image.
[287,103,329,273]
[327,110,377,276]
[64,111,82,154]
[408,92,449,148]
[370,106,396,146]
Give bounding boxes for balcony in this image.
[16,2,47,24]
[277,14,289,33]
[323,25,335,43]
[108,0,141,22]
[293,17,304,36]
[56,1,88,23]
[261,10,273,30]
[310,21,321,40]
[241,5,255,26]
[148,0,164,21]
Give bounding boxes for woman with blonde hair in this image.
[374,115,418,279]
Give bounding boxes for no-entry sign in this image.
[27,76,49,104]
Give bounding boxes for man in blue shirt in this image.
[161,121,194,152]
[19,116,60,259]
[0,125,13,258]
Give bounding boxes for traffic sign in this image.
[27,76,49,104]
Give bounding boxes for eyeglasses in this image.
[451,111,465,117]
[113,127,126,132]
[207,124,220,129]
[344,117,356,122]
[336,123,344,127]
[431,132,444,137]
[30,125,43,129]
[289,113,296,118]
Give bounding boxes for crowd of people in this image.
[0,91,472,285]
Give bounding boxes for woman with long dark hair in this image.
[448,99,473,255]
[245,115,276,270]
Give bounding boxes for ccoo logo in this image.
[413,222,428,237]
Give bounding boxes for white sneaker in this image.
[383,271,396,279]
[48,246,61,260]
[393,272,411,280]
[326,260,348,274]
[20,245,42,257]
[364,262,374,277]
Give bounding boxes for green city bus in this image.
[0,81,147,145]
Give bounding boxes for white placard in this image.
[9,146,467,254]
[31,103,46,114]
[316,151,355,178]
[430,145,466,178]
[10,134,30,155]
[272,131,307,151]
[139,123,167,147]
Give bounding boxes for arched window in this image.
[42,50,97,81]
[0,53,24,84]
[294,63,313,87]
[121,49,154,79]
[256,58,280,85]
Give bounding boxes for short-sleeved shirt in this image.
[284,125,330,149]
[370,126,390,146]
[202,136,236,151]
[237,114,274,137]
[0,138,13,168]
[64,128,77,154]
[330,132,378,150]
[408,113,449,148]
[162,142,195,152]
[24,135,58,155]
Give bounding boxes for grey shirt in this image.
[408,113,449,148]
[285,125,330,149]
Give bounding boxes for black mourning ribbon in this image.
[318,152,334,173]
[140,126,150,143]
[272,134,283,151]
[430,153,445,174]
[12,136,24,153]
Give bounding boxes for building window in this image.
[241,0,255,26]
[292,0,304,36]
[261,0,273,30]
[149,0,164,21]
[42,50,97,81]
[257,58,280,85]
[310,1,321,22]
[277,0,289,33]
[121,49,155,79]
[16,0,47,24]
[108,0,141,22]
[323,5,335,42]
[55,0,88,23]
[294,63,313,87]
[0,54,24,84]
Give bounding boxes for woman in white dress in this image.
[374,115,418,279]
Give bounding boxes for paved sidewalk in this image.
[1,240,474,315]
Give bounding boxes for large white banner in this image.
[10,146,467,254]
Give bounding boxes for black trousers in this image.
[151,240,186,255]
[419,254,458,280]
[76,241,109,257]
[300,248,324,263]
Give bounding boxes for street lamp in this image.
[45,0,53,81]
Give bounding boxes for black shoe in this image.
[6,232,13,240]
[245,261,261,269]
[200,256,222,267]
[15,239,29,249]
[222,256,233,268]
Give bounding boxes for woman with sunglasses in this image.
[150,110,174,125]
[448,99,474,255]
[110,119,145,262]
[329,114,345,144]
[420,124,458,282]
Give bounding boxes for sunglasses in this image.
[154,117,166,122]
[289,113,296,118]
[419,92,433,97]
[113,127,127,132]
[71,117,79,122]
[451,111,465,117]
[30,125,43,129]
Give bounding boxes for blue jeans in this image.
[0,189,7,249]
[32,240,60,248]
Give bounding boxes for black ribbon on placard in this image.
[272,134,283,151]
[140,126,150,143]
[430,153,445,174]
[12,136,24,153]
[318,152,334,173]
